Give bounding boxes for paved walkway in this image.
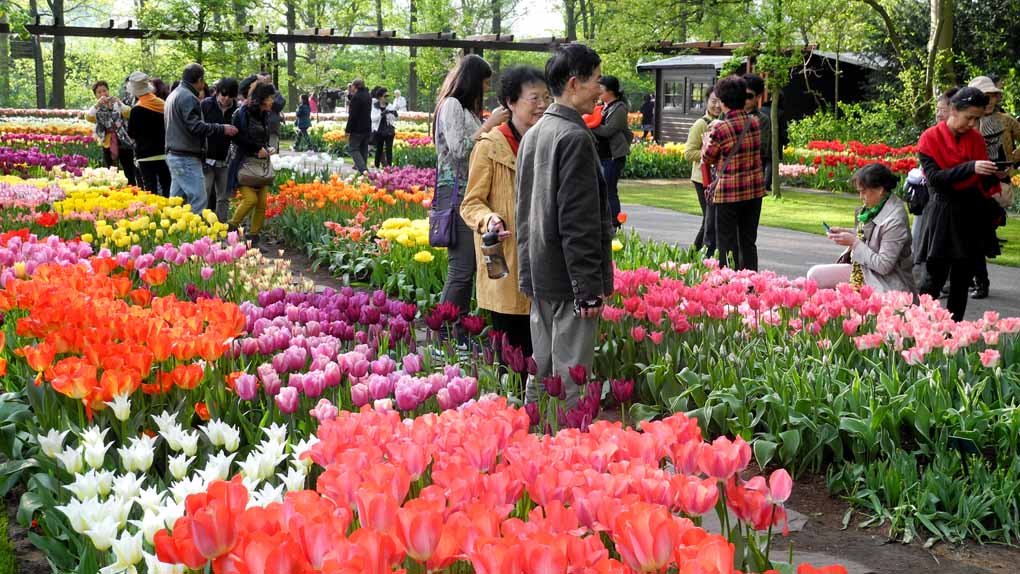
[625,203,1020,320]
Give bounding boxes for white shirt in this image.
[393,96,407,112]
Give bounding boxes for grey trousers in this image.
[204,164,231,223]
[437,184,476,323]
[525,298,597,410]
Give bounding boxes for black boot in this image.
[971,280,989,299]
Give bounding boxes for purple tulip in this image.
[371,355,397,376]
[235,374,258,401]
[401,353,422,375]
[610,378,635,403]
[524,403,540,426]
[309,398,339,423]
[371,290,388,308]
[368,374,394,400]
[323,362,342,387]
[275,386,300,414]
[444,365,462,380]
[351,383,370,407]
[303,371,325,398]
[272,353,288,374]
[350,358,370,379]
[542,375,563,400]
[394,383,420,411]
[240,338,259,356]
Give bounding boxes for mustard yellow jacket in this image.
[460,128,531,315]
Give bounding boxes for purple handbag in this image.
[428,174,460,248]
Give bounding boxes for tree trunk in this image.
[0,14,9,106]
[563,0,577,41]
[374,0,385,78]
[49,0,66,108]
[771,91,781,199]
[408,0,418,111]
[489,0,501,107]
[928,0,954,89]
[287,0,298,111]
[233,0,247,76]
[29,0,47,108]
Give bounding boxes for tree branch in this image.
[855,0,903,64]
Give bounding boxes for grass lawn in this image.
[620,180,1020,268]
[0,511,13,574]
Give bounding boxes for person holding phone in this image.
[807,164,915,295]
[915,87,1004,321]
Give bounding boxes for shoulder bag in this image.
[238,155,275,188]
[705,117,751,203]
[428,174,459,248]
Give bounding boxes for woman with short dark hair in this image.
[701,75,766,270]
[915,86,1003,321]
[432,54,509,343]
[460,65,549,362]
[807,164,915,294]
[227,83,279,249]
[370,88,397,167]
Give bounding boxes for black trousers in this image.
[601,156,625,226]
[920,258,975,322]
[973,257,989,288]
[715,197,762,270]
[374,133,394,168]
[693,181,716,256]
[491,311,533,359]
[137,160,172,197]
[102,146,138,186]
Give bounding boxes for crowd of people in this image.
[86,64,295,248]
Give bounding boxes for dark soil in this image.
[6,489,48,574]
[773,474,1020,574]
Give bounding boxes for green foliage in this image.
[393,144,437,169]
[622,145,691,179]
[788,103,921,148]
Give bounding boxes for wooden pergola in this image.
[0,18,574,108]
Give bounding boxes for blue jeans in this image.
[166,153,207,214]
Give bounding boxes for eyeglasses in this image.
[518,94,553,105]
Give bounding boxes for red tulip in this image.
[568,364,588,385]
[674,476,719,516]
[154,518,208,570]
[697,436,751,480]
[610,378,634,403]
[797,564,849,574]
[355,487,399,534]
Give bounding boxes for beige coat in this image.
[460,128,531,315]
[849,194,916,295]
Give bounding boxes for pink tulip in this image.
[234,374,258,401]
[351,383,370,407]
[769,469,793,503]
[309,398,339,422]
[980,349,1000,368]
[200,266,214,281]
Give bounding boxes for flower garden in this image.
[0,108,1015,574]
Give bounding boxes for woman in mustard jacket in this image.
[460,66,550,359]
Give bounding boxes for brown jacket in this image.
[460,128,531,315]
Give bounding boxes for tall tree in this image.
[286,0,297,110]
[0,14,9,105]
[28,0,46,107]
[47,0,65,107]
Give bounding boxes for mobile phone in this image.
[822,222,831,233]
[995,161,1017,171]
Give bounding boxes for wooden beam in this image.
[0,23,561,52]
[410,31,455,40]
[351,30,396,38]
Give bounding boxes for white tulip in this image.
[104,495,134,529]
[56,498,89,533]
[85,515,120,551]
[279,464,307,493]
[143,551,188,574]
[133,486,165,515]
[263,422,288,445]
[240,474,262,494]
[249,483,284,508]
[290,436,319,467]
[37,429,69,459]
[95,469,115,497]
[167,454,194,481]
[79,426,109,449]
[177,432,198,458]
[151,411,178,435]
[170,475,207,504]
[64,471,100,501]
[113,472,146,501]
[57,445,84,474]
[101,529,144,573]
[117,444,137,473]
[130,443,154,473]
[104,393,132,422]
[201,452,235,482]
[220,425,241,453]
[84,440,111,469]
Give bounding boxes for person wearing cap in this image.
[590,75,631,229]
[125,71,172,197]
[967,75,1017,299]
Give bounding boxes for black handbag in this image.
[428,175,460,248]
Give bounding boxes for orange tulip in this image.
[47,357,97,400]
[394,498,444,562]
[129,288,153,307]
[355,487,399,534]
[797,564,848,574]
[141,266,168,286]
[194,402,211,421]
[171,363,204,390]
[612,502,680,572]
[0,358,7,378]
[19,341,56,373]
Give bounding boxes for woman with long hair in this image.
[591,75,631,228]
[432,54,508,344]
[684,89,723,253]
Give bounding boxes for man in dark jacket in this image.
[202,77,238,223]
[345,78,372,173]
[165,63,238,213]
[516,44,613,410]
[743,73,772,191]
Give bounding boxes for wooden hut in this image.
[637,51,882,143]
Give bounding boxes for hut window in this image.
[663,81,684,109]
[688,82,708,112]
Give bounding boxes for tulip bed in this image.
[0,147,857,574]
[0,107,1016,573]
[781,140,919,194]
